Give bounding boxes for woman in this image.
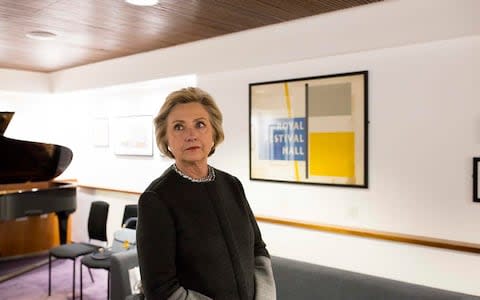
[137,87,276,300]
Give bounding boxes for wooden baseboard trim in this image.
[256,215,480,254]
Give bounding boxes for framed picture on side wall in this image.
[111,115,153,156]
[249,71,368,188]
[474,157,480,202]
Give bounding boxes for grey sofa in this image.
[110,251,479,300]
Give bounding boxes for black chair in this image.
[49,200,109,299]
[122,204,138,229]
[80,204,138,299]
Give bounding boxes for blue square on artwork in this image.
[258,117,306,161]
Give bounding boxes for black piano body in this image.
[0,111,77,253]
[0,181,76,244]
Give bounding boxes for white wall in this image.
[201,35,480,295]
[0,69,50,93]
[203,35,480,241]
[1,0,479,296]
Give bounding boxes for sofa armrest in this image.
[111,250,140,300]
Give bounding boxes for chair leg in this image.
[80,262,83,300]
[88,267,95,283]
[73,258,76,300]
[107,271,111,299]
[48,253,52,296]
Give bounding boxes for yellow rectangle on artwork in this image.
[309,132,354,177]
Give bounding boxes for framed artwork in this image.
[474,157,480,202]
[249,71,368,187]
[111,115,153,156]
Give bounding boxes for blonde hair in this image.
[154,87,224,158]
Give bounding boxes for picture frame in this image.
[249,71,368,187]
[474,157,480,202]
[111,115,153,156]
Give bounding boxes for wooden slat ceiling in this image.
[0,0,382,73]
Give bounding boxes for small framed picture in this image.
[474,157,480,202]
[111,115,153,156]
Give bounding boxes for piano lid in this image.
[0,111,13,135]
[0,112,73,184]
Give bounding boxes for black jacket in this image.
[137,166,269,300]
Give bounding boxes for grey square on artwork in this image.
[308,83,351,116]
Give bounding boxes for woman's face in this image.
[166,102,214,165]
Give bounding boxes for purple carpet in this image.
[0,255,108,300]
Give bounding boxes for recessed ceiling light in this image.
[125,0,159,6]
[26,31,57,41]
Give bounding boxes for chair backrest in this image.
[87,200,109,242]
[122,204,138,229]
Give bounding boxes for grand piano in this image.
[0,112,76,257]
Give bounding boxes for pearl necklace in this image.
[172,164,215,183]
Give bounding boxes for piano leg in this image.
[55,210,74,244]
